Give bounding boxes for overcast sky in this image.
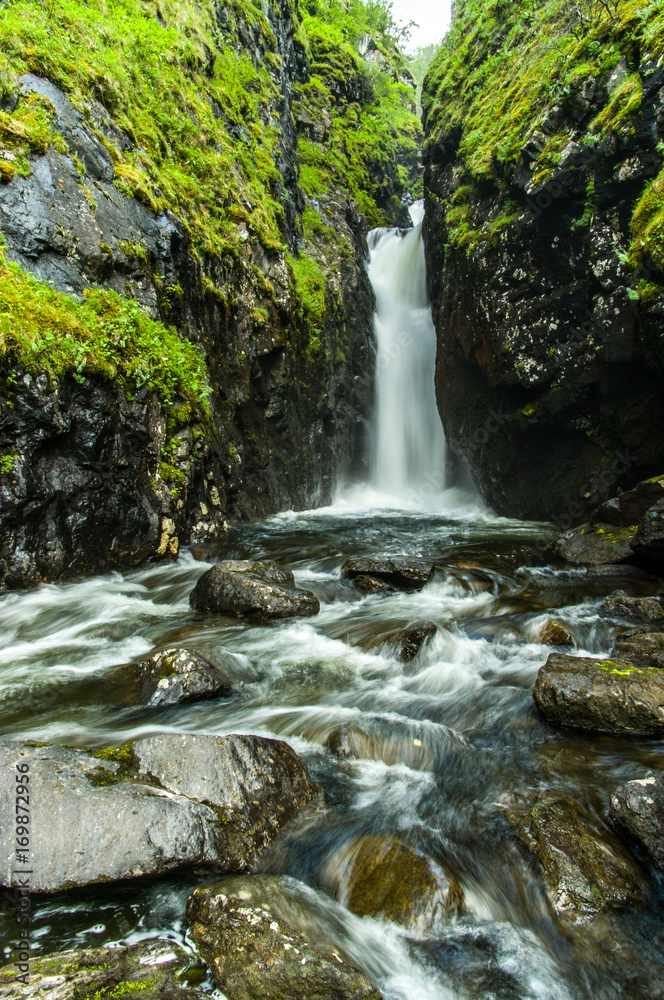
[392,0,453,51]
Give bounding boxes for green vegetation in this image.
[423,0,664,264]
[0,247,210,403]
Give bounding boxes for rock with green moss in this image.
[610,772,664,872]
[533,651,664,735]
[189,559,320,619]
[555,523,638,566]
[187,875,383,1000]
[600,594,664,626]
[0,940,207,1000]
[507,792,646,926]
[611,628,664,669]
[324,834,463,931]
[110,647,234,708]
[0,734,319,892]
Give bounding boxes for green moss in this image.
[288,251,327,333]
[0,246,209,404]
[89,742,138,786]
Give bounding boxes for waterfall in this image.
[368,203,447,502]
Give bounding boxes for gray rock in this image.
[0,734,319,892]
[0,940,207,999]
[600,593,664,625]
[555,523,637,566]
[611,628,664,669]
[533,652,664,735]
[632,498,664,567]
[190,559,320,619]
[610,772,664,871]
[507,792,646,925]
[341,559,434,592]
[112,647,233,707]
[187,876,383,1000]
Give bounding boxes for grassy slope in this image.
[0,0,420,402]
[423,0,664,271]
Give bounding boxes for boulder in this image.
[187,876,382,1000]
[533,652,664,735]
[632,498,664,567]
[189,559,319,619]
[324,834,463,931]
[0,734,319,892]
[611,628,664,669]
[507,792,646,925]
[325,716,467,772]
[386,621,437,661]
[353,574,398,594]
[556,523,638,566]
[0,941,207,1000]
[600,593,664,625]
[111,647,233,707]
[610,771,664,871]
[538,620,573,646]
[341,559,434,592]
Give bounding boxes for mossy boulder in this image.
[556,523,638,567]
[189,559,320,619]
[610,772,664,871]
[533,652,664,735]
[111,647,234,707]
[187,875,382,1000]
[600,594,664,626]
[611,628,664,670]
[507,792,646,926]
[341,559,434,592]
[324,835,463,931]
[0,940,207,999]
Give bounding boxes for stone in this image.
[187,876,382,1000]
[632,498,664,569]
[341,558,434,592]
[600,593,664,625]
[111,647,233,707]
[352,574,397,594]
[538,619,573,646]
[0,734,319,892]
[387,621,437,661]
[325,715,467,771]
[507,792,646,925]
[555,523,637,566]
[533,652,664,735]
[324,835,463,931]
[611,628,664,669]
[610,772,664,871]
[189,559,320,619]
[0,941,207,1000]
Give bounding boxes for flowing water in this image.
[1,212,664,999]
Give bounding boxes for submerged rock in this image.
[112,647,233,707]
[533,652,664,735]
[325,715,466,772]
[341,558,434,592]
[187,876,382,1000]
[324,834,463,931]
[507,792,646,925]
[600,593,664,625]
[0,734,319,892]
[611,628,664,669]
[538,620,573,646]
[0,940,207,999]
[190,559,319,619]
[610,772,664,871]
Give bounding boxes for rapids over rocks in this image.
[1,212,664,1000]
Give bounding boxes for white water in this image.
[368,202,447,502]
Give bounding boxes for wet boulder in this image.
[611,628,664,669]
[341,558,434,592]
[189,559,319,619]
[111,647,233,707]
[600,593,664,625]
[383,621,437,661]
[325,715,467,772]
[533,652,664,735]
[555,523,638,566]
[610,772,664,871]
[0,940,207,1000]
[0,734,319,892]
[324,834,463,931]
[507,792,646,925]
[538,620,573,646]
[631,498,664,568]
[187,876,382,1000]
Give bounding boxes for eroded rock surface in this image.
[187,876,382,1000]
[610,771,664,871]
[0,734,319,892]
[112,647,233,707]
[190,559,320,619]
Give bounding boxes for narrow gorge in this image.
[1,2,664,1000]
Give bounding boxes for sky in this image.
[391,0,453,52]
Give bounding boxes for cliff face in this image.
[0,0,421,589]
[422,0,664,525]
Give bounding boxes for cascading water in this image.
[368,203,447,500]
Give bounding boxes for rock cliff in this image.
[0,0,420,588]
[422,0,664,523]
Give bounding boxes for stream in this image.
[1,211,664,999]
